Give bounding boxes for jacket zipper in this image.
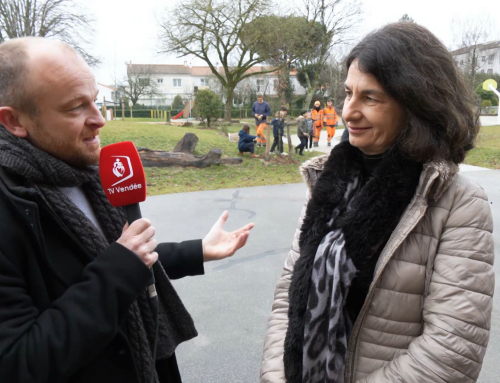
[344,169,438,381]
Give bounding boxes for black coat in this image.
[0,166,204,383]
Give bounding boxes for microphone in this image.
[99,141,156,299]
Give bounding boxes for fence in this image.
[104,107,310,120]
[481,106,498,115]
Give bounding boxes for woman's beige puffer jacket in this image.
[261,156,495,383]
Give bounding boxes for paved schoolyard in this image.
[141,165,500,383]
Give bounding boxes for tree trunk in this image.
[304,86,316,110]
[173,133,199,154]
[287,124,293,162]
[265,122,271,161]
[224,86,235,121]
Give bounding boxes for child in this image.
[294,110,309,156]
[270,111,285,154]
[238,123,259,158]
[306,112,314,152]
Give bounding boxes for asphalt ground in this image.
[141,168,500,383]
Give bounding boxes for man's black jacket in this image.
[0,166,204,383]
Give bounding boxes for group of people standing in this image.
[238,93,340,157]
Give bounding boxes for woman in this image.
[261,22,495,383]
[238,123,259,158]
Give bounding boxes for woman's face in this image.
[342,60,405,155]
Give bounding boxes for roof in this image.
[127,63,299,77]
[451,40,500,56]
[97,83,117,91]
[127,64,192,75]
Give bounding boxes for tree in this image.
[243,15,319,105]
[118,64,161,107]
[295,0,362,108]
[172,95,185,109]
[452,16,495,88]
[0,0,99,66]
[159,0,296,121]
[193,89,223,127]
[399,14,414,22]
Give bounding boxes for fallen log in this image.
[137,148,242,168]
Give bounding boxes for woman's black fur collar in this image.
[283,142,423,382]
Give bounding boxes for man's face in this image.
[306,113,312,120]
[24,50,105,167]
[327,101,333,108]
[257,96,264,103]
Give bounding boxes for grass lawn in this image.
[100,120,323,196]
[464,125,500,169]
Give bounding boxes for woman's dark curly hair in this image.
[346,22,480,164]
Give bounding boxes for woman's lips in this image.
[348,126,372,133]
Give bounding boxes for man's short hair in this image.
[301,110,308,116]
[256,92,264,97]
[0,40,38,117]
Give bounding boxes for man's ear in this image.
[0,107,29,138]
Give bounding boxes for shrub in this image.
[481,99,492,108]
[193,89,224,127]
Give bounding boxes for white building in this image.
[126,63,307,107]
[95,83,120,108]
[451,41,500,76]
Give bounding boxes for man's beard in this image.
[28,120,100,168]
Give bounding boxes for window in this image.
[257,79,265,92]
[200,78,206,86]
[481,69,485,74]
[487,69,493,74]
[273,79,279,93]
[488,55,494,65]
[173,78,182,87]
[138,78,150,87]
[157,78,163,84]
[460,60,464,66]
[482,56,486,62]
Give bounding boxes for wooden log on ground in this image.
[138,148,242,168]
[173,133,198,153]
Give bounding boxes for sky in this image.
[84,0,500,85]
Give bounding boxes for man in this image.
[311,100,324,147]
[0,37,254,383]
[324,98,339,147]
[251,92,271,147]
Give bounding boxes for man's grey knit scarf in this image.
[303,174,361,383]
[0,127,197,383]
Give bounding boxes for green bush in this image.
[481,99,492,108]
[193,89,224,127]
[172,95,185,109]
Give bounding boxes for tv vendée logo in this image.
[106,155,143,194]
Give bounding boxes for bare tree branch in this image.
[0,0,99,66]
[119,65,162,106]
[451,16,498,88]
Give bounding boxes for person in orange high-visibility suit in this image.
[311,100,324,147]
[324,98,339,147]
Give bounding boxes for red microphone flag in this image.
[99,141,147,207]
